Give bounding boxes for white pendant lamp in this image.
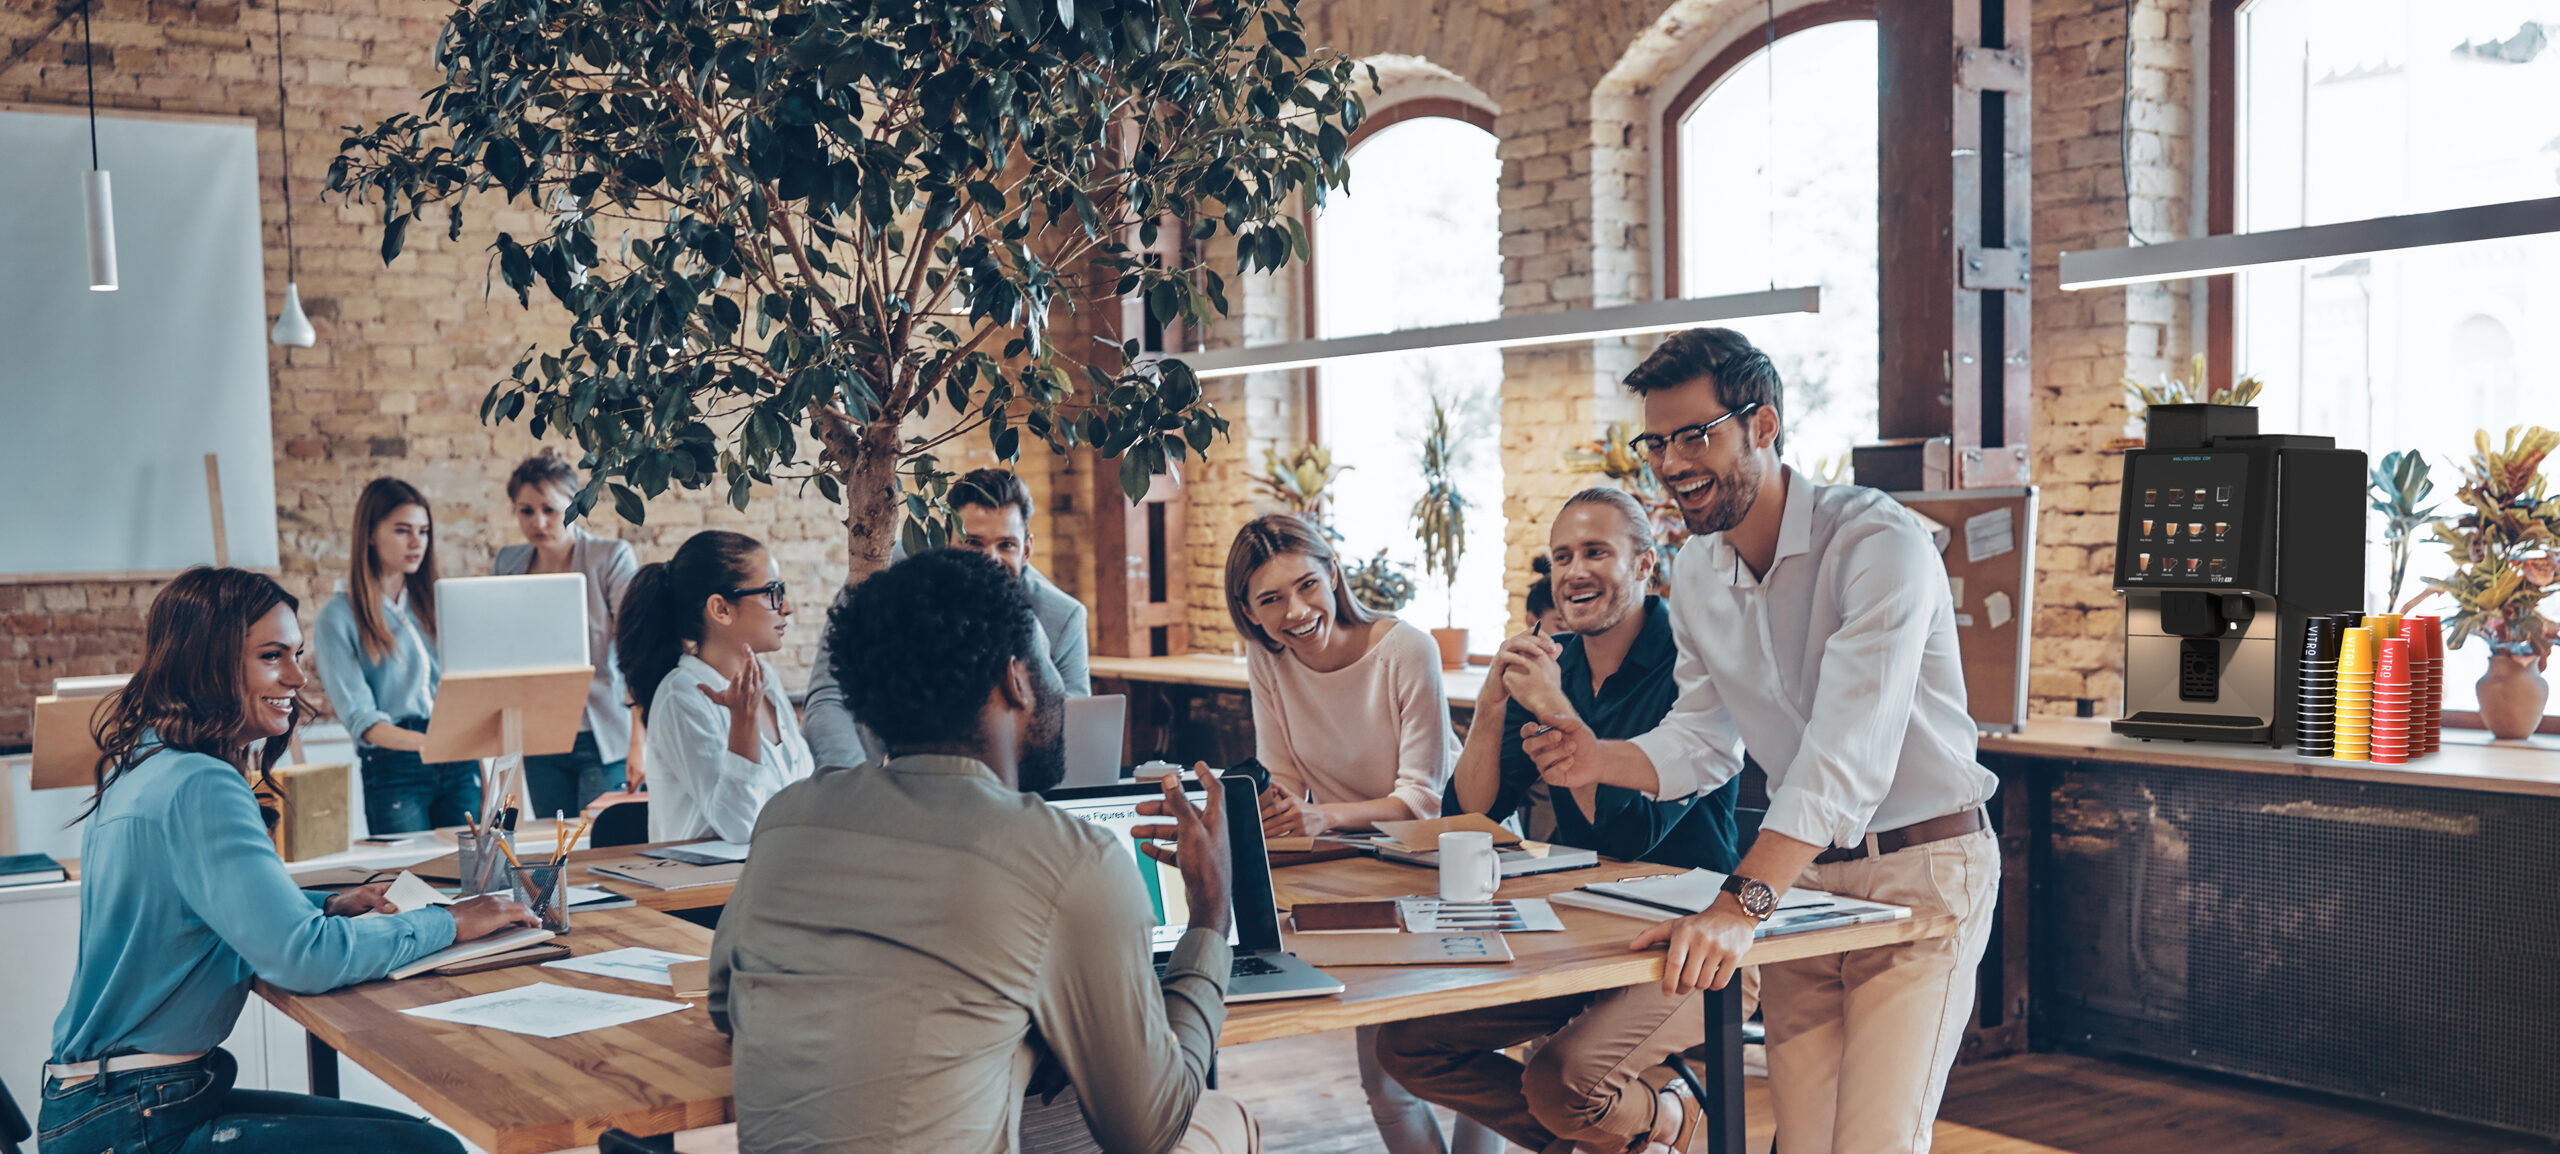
[2059,196,2560,291]
[79,1,116,292]
[267,0,315,346]
[1174,288,1821,380]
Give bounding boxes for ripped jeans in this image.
[37,1047,461,1154]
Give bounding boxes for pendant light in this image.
[267,0,315,346]
[79,0,116,292]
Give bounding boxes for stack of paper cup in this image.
[2294,616,2341,757]
[2369,613,2403,643]
[2409,616,2444,755]
[2372,636,2412,764]
[2332,626,2374,762]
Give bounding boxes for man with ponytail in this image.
[618,529,815,845]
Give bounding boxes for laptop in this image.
[1058,694,1129,788]
[436,573,589,673]
[1044,776,1345,1003]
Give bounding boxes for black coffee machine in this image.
[2111,405,2364,745]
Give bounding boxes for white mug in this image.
[1438,831,1502,903]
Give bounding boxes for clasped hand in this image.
[1630,901,1757,996]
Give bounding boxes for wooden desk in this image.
[258,906,730,1154]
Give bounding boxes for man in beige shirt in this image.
[709,549,1255,1154]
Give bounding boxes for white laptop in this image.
[436,574,589,674]
[1059,694,1129,788]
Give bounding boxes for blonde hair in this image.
[1223,514,1376,652]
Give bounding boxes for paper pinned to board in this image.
[1964,508,2016,564]
[1984,591,2014,629]
[1948,577,1966,608]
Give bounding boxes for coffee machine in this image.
[2111,405,2364,745]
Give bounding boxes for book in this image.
[1286,931,1514,967]
[587,858,744,890]
[1370,813,1521,854]
[391,926,557,979]
[638,840,751,866]
[1375,840,1600,878]
[0,853,68,888]
[433,942,571,976]
[1290,900,1405,933]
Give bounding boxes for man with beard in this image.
[1522,328,2001,1154]
[1372,486,1743,1154]
[708,548,1258,1153]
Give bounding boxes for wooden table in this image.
[258,905,731,1154]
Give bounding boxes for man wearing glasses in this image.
[1511,327,2000,1152]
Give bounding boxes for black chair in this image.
[3,1074,32,1154]
[590,800,650,848]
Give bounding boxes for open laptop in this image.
[1058,694,1129,788]
[436,573,589,673]
[1044,776,1344,1003]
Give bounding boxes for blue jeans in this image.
[359,723,482,834]
[37,1048,461,1154]
[522,729,627,821]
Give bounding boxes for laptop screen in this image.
[1046,789,1243,955]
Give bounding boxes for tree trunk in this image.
[834,417,904,590]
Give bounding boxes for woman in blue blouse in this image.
[39,566,532,1154]
[314,477,478,834]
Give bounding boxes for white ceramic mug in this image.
[1438,831,1501,903]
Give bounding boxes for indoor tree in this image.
[330,0,1368,580]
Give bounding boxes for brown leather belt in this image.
[1812,807,1987,864]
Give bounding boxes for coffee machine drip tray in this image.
[2114,711,2274,743]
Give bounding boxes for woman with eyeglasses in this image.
[618,530,813,844]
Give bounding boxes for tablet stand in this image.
[420,664,591,826]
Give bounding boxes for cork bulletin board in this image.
[1889,488,2037,733]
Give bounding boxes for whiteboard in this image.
[0,106,279,577]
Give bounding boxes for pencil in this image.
[560,813,597,865]
[497,834,524,870]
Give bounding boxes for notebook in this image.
[1370,813,1520,853]
[1290,900,1404,933]
[587,859,744,890]
[391,927,558,979]
[0,853,68,888]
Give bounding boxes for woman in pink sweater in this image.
[1225,514,1494,1154]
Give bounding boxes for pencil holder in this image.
[457,829,516,898]
[511,863,569,934]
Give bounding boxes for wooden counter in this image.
[1988,716,2560,797]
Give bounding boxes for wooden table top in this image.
[1091,653,1490,711]
[256,905,730,1154]
[1991,716,2560,797]
[1223,855,1956,1046]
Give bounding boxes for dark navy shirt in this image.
[1449,596,1741,871]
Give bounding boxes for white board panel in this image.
[0,106,280,575]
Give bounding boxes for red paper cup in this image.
[2377,637,2411,687]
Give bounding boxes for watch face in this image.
[1740,880,1777,918]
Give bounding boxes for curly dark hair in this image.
[831,549,1043,747]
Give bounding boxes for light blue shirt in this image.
[50,746,456,1062]
[314,590,441,752]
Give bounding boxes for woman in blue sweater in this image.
[38,567,532,1154]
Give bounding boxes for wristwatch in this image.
[1719,874,1777,922]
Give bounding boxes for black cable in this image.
[81,0,98,170]
[273,0,296,279]
[2121,0,2158,245]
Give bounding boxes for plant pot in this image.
[2476,656,2549,740]
[1430,628,1470,671]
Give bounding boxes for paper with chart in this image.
[400,982,688,1038]
[544,946,706,984]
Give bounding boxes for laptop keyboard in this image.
[1155,955,1287,981]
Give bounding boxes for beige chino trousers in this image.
[1169,1089,1260,1154]
[1761,827,2000,1154]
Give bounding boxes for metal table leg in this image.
[1705,981,1745,1154]
[307,1032,341,1098]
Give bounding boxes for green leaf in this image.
[609,482,646,525]
[1119,448,1154,504]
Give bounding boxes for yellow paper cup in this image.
[2337,627,2375,673]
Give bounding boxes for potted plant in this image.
[2122,354,2265,446]
[2368,450,2441,612]
[2420,426,2560,739]
[328,0,1369,586]
[1565,420,1689,558]
[1253,445,1350,536]
[1411,394,1469,669]
[1344,549,1414,615]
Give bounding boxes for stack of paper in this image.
[400,982,689,1038]
[1551,868,1908,937]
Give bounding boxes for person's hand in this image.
[323,881,398,917]
[363,723,429,753]
[1479,631,1559,714]
[1629,902,1758,996]
[700,658,766,759]
[447,894,540,941]
[1258,785,1329,839]
[1132,763,1233,937]
[1497,634,1570,720]
[1520,710,1602,788]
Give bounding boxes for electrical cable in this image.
[273,0,296,280]
[82,0,99,170]
[2122,0,2160,245]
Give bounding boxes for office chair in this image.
[590,800,650,848]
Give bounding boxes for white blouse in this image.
[644,654,815,844]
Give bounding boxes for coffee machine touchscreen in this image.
[2125,453,2247,586]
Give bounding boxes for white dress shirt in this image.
[1627,469,1998,850]
[645,653,816,844]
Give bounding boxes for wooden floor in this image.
[1219,1035,2547,1153]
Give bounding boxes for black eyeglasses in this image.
[723,581,789,611]
[1626,402,1760,460]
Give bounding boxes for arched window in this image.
[2234,0,2560,719]
[1312,111,1508,649]
[1665,15,1879,476]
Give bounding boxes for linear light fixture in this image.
[1174,287,1821,380]
[2058,196,2560,290]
